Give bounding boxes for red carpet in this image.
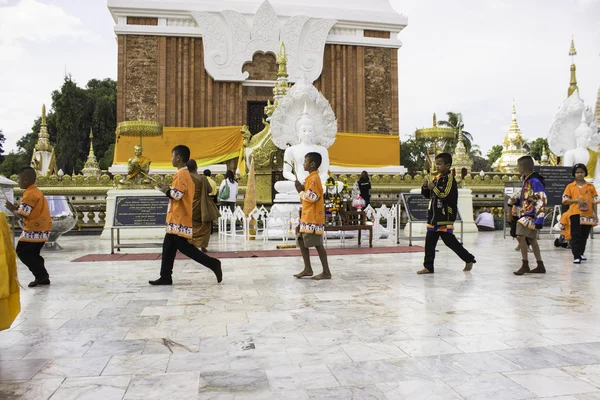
[72,246,424,262]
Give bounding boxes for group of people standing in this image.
[3,147,598,288]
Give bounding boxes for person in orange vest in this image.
[4,167,52,287]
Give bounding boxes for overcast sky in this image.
[0,0,599,157]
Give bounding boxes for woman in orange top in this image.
[149,145,222,286]
[562,163,599,264]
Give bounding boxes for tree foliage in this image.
[438,112,474,153]
[400,138,428,173]
[0,129,5,162]
[486,145,503,165]
[527,138,548,162]
[0,76,117,177]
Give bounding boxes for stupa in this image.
[494,100,528,173]
[452,134,473,174]
[82,129,101,177]
[30,104,58,176]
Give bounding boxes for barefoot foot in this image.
[294,270,313,278]
[311,273,332,280]
[463,261,474,272]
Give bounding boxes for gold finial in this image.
[569,38,577,57]
[568,37,578,97]
[433,113,437,127]
[89,128,93,139]
[42,104,47,126]
[276,41,288,79]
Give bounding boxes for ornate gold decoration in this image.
[414,113,455,171]
[568,38,578,98]
[116,120,163,141]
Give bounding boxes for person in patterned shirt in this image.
[149,145,222,286]
[294,152,331,280]
[508,156,547,275]
[562,163,599,264]
[4,167,52,287]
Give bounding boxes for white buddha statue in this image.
[562,111,600,180]
[274,107,330,195]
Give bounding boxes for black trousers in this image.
[423,230,475,272]
[160,234,220,280]
[16,241,49,280]
[570,214,592,260]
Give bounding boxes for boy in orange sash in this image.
[4,167,52,287]
[149,145,222,285]
[294,152,331,280]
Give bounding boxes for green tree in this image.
[0,129,5,162]
[528,138,548,162]
[438,112,474,153]
[99,143,115,170]
[400,138,428,173]
[486,145,503,165]
[0,151,29,177]
[50,76,117,174]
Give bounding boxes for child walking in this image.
[508,156,547,275]
[4,167,52,287]
[149,145,222,285]
[417,153,476,274]
[294,152,331,280]
[562,163,599,264]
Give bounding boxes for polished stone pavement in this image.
[1,231,600,399]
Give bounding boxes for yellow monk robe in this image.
[114,126,244,169]
[114,127,400,169]
[0,212,21,331]
[328,133,400,168]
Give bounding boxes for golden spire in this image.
[88,128,95,157]
[433,113,437,127]
[568,37,578,97]
[42,104,47,126]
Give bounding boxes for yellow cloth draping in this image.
[329,132,400,167]
[0,212,21,331]
[114,127,400,169]
[114,126,244,169]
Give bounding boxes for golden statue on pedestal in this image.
[123,145,152,186]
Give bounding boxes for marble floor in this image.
[1,231,600,400]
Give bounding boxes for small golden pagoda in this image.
[494,100,528,173]
[82,129,101,177]
[452,133,473,173]
[30,104,58,176]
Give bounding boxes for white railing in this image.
[218,204,398,243]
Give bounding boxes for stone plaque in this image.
[402,193,462,222]
[533,166,573,207]
[114,196,169,227]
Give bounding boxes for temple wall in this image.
[117,36,399,134]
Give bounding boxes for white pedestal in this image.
[403,188,478,234]
[100,189,167,240]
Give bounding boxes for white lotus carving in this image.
[191,0,335,82]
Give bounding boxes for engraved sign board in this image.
[113,196,169,227]
[533,166,573,207]
[401,193,462,222]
